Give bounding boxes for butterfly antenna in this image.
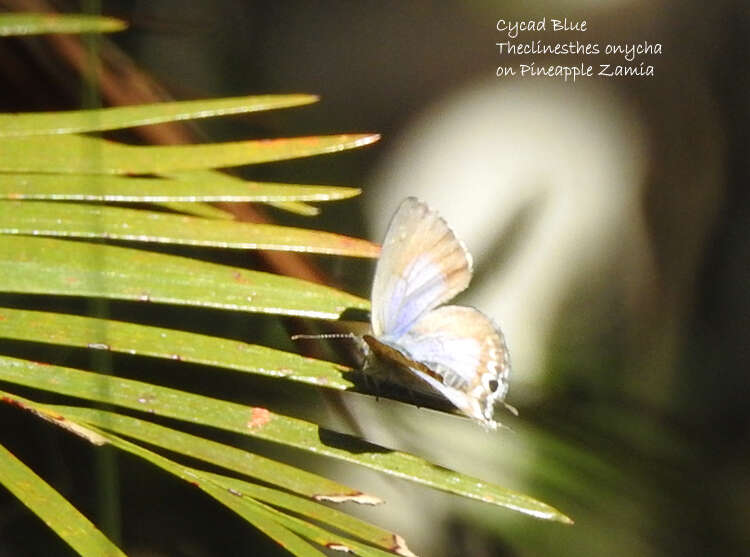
[291,332,359,341]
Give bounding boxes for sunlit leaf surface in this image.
[0,201,380,257]
[0,13,125,37]
[0,95,318,136]
[0,307,353,389]
[0,173,360,202]
[0,133,380,174]
[0,442,125,556]
[0,236,369,319]
[0,356,573,523]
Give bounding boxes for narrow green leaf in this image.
[0,236,369,319]
[0,442,125,556]
[82,426,405,557]
[0,133,380,174]
[0,172,360,202]
[0,201,380,257]
[0,307,353,389]
[95,427,328,557]
[192,486,327,557]
[267,201,321,216]
[155,201,235,219]
[0,391,376,547]
[0,95,318,137]
[194,482,400,557]
[168,169,361,204]
[0,355,573,523]
[99,428,324,557]
[98,429,330,557]
[0,393,107,445]
[54,407,376,503]
[0,13,126,36]
[209,498,324,557]
[200,471,410,556]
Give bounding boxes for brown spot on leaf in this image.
[247,407,271,429]
[233,271,251,284]
[391,535,417,557]
[313,491,383,505]
[1,396,106,445]
[1,396,25,409]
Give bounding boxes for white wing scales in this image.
[398,306,510,428]
[366,197,512,429]
[371,197,472,338]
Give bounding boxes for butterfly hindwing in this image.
[397,305,510,428]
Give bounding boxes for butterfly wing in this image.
[366,197,510,428]
[371,197,472,340]
[395,305,511,429]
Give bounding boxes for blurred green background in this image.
[0,1,748,556]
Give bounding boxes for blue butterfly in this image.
[362,197,511,429]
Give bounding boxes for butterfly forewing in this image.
[371,197,472,339]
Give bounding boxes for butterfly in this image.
[362,197,512,430]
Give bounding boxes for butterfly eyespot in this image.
[488,379,499,392]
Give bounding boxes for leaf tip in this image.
[101,16,128,33]
[559,514,575,525]
[358,133,381,147]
